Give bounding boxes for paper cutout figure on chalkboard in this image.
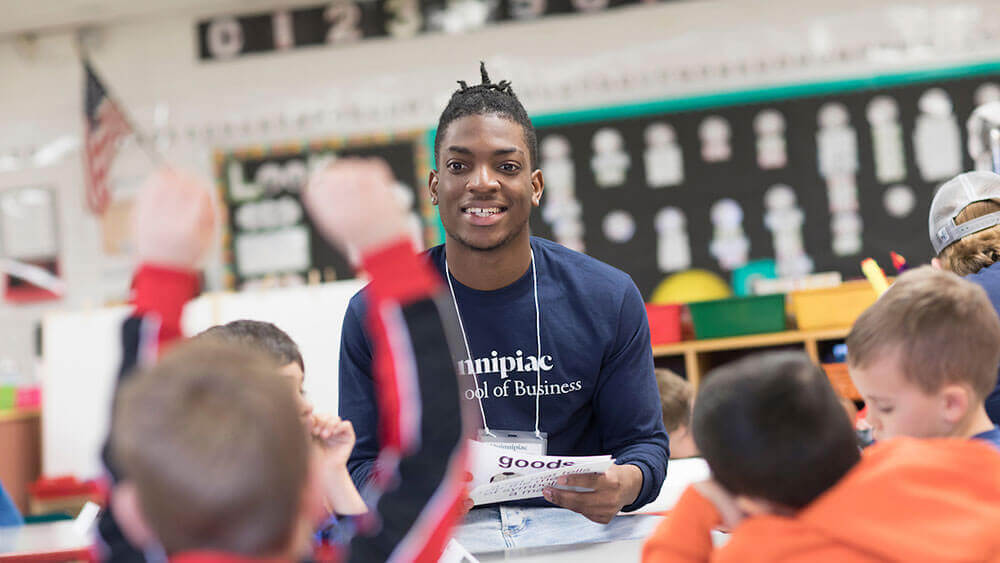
[552,212,585,253]
[541,135,575,200]
[709,199,749,270]
[602,210,636,243]
[591,128,630,187]
[817,103,858,177]
[866,96,907,184]
[967,101,1000,173]
[883,184,916,218]
[754,110,787,169]
[643,122,684,187]
[541,135,585,252]
[817,103,863,258]
[914,88,963,182]
[826,175,859,213]
[975,83,1000,107]
[699,116,732,162]
[655,207,691,273]
[831,212,862,256]
[764,184,813,278]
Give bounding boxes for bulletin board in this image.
[516,61,1000,299]
[215,132,433,289]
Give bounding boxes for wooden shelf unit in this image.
[0,408,40,424]
[652,327,851,388]
[0,408,41,514]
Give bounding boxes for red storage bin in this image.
[646,304,682,346]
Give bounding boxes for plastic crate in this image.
[822,362,861,400]
[0,385,14,410]
[645,304,682,346]
[792,280,879,330]
[689,294,786,340]
[15,386,41,409]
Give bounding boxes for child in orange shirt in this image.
[642,352,1000,563]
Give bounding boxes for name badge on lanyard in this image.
[477,429,548,456]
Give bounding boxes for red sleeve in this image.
[350,238,465,563]
[642,486,721,563]
[360,238,441,459]
[130,263,200,352]
[361,239,440,306]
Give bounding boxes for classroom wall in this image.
[4,0,1000,477]
[42,279,363,479]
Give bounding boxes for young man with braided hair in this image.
[340,63,669,552]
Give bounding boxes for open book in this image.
[468,441,614,505]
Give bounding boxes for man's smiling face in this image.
[430,113,543,252]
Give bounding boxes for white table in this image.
[0,521,92,561]
[478,538,645,562]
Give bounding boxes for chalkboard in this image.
[524,63,1000,299]
[215,133,431,289]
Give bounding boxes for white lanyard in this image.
[445,248,543,440]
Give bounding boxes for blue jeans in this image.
[453,506,663,554]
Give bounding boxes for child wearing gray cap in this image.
[928,170,1000,422]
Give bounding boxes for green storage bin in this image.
[689,294,786,340]
[0,385,14,410]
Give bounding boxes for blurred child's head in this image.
[655,369,698,458]
[929,171,1000,275]
[196,320,311,419]
[110,341,323,557]
[692,352,860,512]
[847,266,1000,441]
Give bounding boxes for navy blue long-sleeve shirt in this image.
[964,261,1000,424]
[341,237,669,511]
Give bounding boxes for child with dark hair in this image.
[340,63,668,551]
[198,320,304,371]
[195,319,367,523]
[642,351,1000,562]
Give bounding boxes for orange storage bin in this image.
[822,362,861,400]
[792,280,879,330]
[646,304,682,346]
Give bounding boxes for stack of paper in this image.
[468,441,614,506]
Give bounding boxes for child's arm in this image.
[98,169,215,560]
[305,160,469,563]
[642,485,725,563]
[103,168,214,470]
[118,167,215,376]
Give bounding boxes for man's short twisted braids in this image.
[434,62,538,170]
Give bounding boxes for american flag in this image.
[83,61,132,215]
